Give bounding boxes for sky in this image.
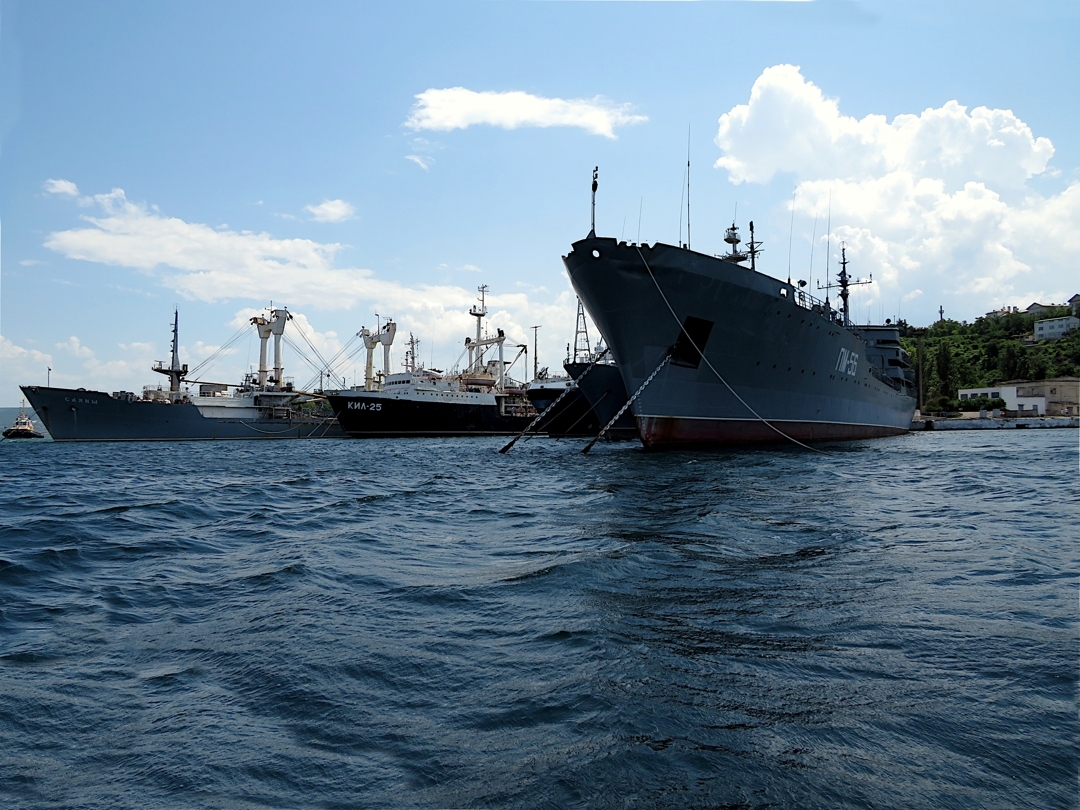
[1,0,1078,405]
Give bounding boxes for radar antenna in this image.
[724,220,748,264]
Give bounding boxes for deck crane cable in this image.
[184,324,253,381]
[287,317,335,375]
[320,330,364,374]
[635,246,828,455]
[281,334,320,375]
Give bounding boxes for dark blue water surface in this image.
[1,430,1077,809]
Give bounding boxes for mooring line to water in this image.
[635,246,827,455]
[581,355,669,454]
[499,348,609,454]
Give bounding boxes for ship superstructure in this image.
[326,287,537,437]
[21,308,344,441]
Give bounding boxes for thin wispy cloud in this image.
[406,87,647,139]
[405,155,433,170]
[305,199,355,223]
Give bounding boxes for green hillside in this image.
[898,308,1080,410]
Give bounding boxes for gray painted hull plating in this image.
[21,386,344,441]
[563,237,916,448]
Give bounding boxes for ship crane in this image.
[361,319,396,391]
[249,308,292,389]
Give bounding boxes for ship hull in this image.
[525,381,599,437]
[563,237,916,449]
[2,428,43,439]
[327,391,534,437]
[564,361,637,440]
[21,386,344,441]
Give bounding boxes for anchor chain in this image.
[581,354,670,454]
[499,348,609,454]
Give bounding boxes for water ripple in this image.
[0,431,1076,809]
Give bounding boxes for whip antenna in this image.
[787,188,796,286]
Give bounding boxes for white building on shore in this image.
[958,377,1079,416]
[1034,316,1079,341]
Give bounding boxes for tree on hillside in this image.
[935,341,954,399]
[999,343,1026,380]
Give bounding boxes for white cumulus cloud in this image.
[406,87,647,139]
[44,178,79,196]
[0,335,54,404]
[39,187,579,385]
[305,199,355,223]
[713,65,1078,319]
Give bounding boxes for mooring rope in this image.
[636,246,827,454]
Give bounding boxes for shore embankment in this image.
[912,415,1079,430]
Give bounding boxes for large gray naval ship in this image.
[21,309,344,441]
[563,181,916,448]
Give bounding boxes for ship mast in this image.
[837,244,872,326]
[746,220,763,273]
[530,325,540,381]
[152,308,189,392]
[573,299,591,363]
[819,243,871,326]
[404,333,420,373]
[468,285,488,373]
[590,167,598,237]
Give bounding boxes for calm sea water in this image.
[1,430,1077,809]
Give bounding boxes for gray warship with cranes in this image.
[563,171,917,449]
[20,309,344,441]
[326,286,537,437]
